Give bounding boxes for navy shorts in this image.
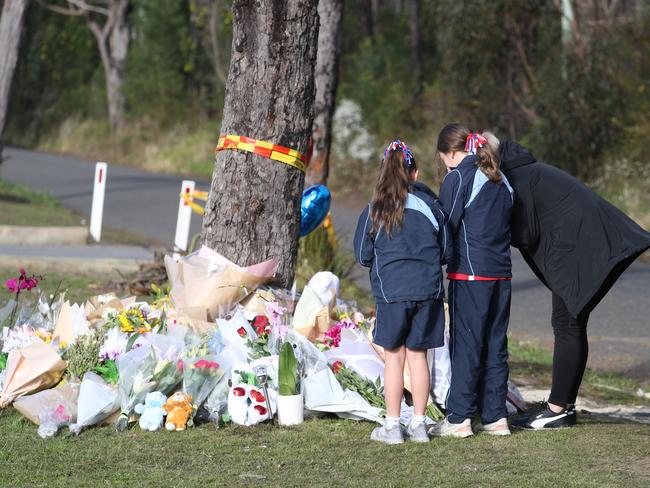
[373,299,445,350]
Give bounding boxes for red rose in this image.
[233,387,246,397]
[331,360,343,374]
[252,315,271,336]
[237,327,247,337]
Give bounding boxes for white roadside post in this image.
[174,180,195,258]
[89,162,108,242]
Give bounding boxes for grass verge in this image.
[0,179,159,246]
[0,409,648,487]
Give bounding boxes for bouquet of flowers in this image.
[13,382,79,439]
[181,345,231,424]
[246,315,272,360]
[330,360,384,411]
[69,372,120,435]
[0,341,67,408]
[115,334,184,431]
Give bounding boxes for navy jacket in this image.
[500,140,650,316]
[353,182,447,303]
[439,155,514,278]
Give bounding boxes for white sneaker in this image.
[475,417,511,436]
[370,425,404,444]
[428,418,473,438]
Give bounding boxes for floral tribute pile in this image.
[0,246,451,439]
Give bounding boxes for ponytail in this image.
[437,123,502,184]
[371,140,417,237]
[475,136,502,184]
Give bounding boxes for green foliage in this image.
[297,225,354,284]
[0,352,8,371]
[95,359,119,385]
[65,330,107,381]
[278,342,299,396]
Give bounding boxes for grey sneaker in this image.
[428,418,473,438]
[370,425,404,444]
[405,422,430,442]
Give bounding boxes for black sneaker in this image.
[513,401,576,430]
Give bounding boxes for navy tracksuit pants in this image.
[446,279,511,424]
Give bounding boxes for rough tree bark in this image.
[201,0,319,288]
[46,0,130,130]
[0,0,30,137]
[306,0,343,187]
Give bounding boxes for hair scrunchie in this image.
[383,139,415,168]
[464,133,488,155]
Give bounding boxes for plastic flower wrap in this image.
[69,372,120,435]
[13,382,79,439]
[182,348,232,423]
[115,333,184,431]
[227,363,278,426]
[0,341,67,408]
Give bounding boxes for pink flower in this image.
[265,302,287,328]
[324,324,342,348]
[4,268,41,294]
[337,317,357,329]
[5,278,19,294]
[194,359,219,370]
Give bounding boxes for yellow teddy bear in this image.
[163,392,193,431]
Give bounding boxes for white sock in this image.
[411,415,426,427]
[385,416,400,429]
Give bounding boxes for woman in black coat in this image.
[492,137,650,429]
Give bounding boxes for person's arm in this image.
[439,169,465,234]
[353,204,374,267]
[510,173,540,249]
[433,202,449,266]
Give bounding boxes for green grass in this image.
[0,267,118,304]
[0,179,82,227]
[509,340,650,407]
[0,179,159,246]
[0,409,648,487]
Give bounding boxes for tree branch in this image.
[37,0,84,16]
[65,0,110,17]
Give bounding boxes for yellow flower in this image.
[118,314,134,333]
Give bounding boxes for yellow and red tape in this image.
[180,189,209,215]
[214,134,306,173]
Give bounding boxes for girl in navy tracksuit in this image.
[354,140,447,444]
[431,124,514,438]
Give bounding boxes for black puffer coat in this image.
[499,140,650,317]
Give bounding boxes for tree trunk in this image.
[408,0,422,97]
[0,0,30,137]
[306,0,343,187]
[201,0,319,288]
[102,0,129,130]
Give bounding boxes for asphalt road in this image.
[1,146,649,382]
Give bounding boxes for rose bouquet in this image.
[246,315,272,361]
[181,346,231,424]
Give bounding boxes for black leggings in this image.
[548,293,590,406]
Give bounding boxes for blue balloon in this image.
[300,185,331,237]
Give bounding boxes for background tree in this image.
[0,0,30,140]
[46,0,130,129]
[306,0,344,187]
[201,0,319,287]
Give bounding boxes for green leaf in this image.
[278,342,298,395]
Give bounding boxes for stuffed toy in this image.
[163,392,193,431]
[134,391,167,432]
